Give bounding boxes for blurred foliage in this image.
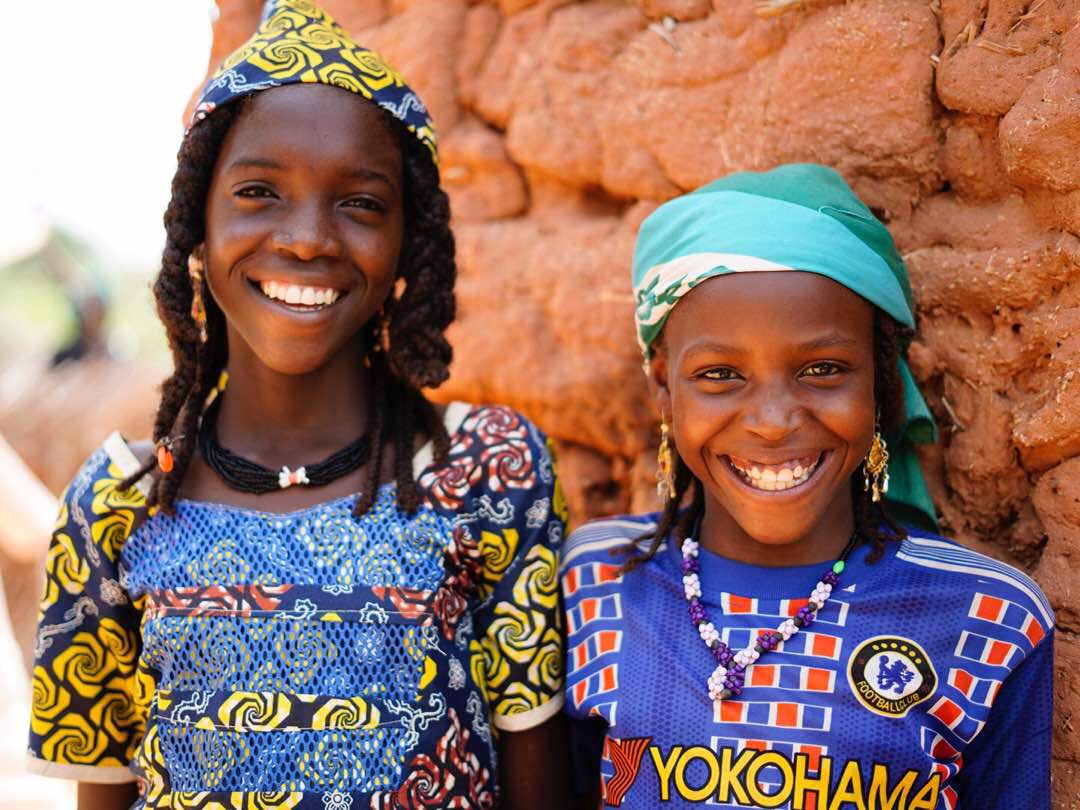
[0,228,166,367]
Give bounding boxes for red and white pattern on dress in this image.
[144,584,293,618]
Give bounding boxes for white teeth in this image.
[258,281,342,308]
[729,457,821,492]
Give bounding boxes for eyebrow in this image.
[683,333,859,356]
[797,334,859,351]
[684,340,749,356]
[224,157,397,189]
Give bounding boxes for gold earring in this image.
[656,422,677,500]
[864,432,890,502]
[188,253,207,344]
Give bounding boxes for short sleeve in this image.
[27,445,148,783]
[465,408,567,732]
[954,629,1054,809]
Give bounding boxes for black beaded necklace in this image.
[197,393,372,494]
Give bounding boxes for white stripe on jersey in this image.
[897,536,1054,628]
[562,518,660,570]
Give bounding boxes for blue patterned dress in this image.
[28,403,566,809]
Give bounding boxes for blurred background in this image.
[0,3,213,804]
[3,0,1079,806]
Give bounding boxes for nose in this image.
[742,379,802,442]
[270,197,343,261]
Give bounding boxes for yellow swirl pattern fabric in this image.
[28,403,565,805]
[191,0,437,163]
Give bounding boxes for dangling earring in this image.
[188,252,207,344]
[656,422,677,501]
[863,432,890,503]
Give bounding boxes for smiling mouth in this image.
[724,452,827,493]
[255,280,345,312]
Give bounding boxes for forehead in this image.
[216,83,401,174]
[662,271,874,349]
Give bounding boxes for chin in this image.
[726,512,824,547]
[249,343,340,376]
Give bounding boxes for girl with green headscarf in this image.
[562,164,1054,809]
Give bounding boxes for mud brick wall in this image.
[193,0,1080,799]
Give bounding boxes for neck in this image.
[214,337,372,465]
[697,486,856,567]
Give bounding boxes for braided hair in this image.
[624,311,912,572]
[122,97,455,516]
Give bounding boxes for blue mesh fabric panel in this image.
[123,486,449,591]
[29,404,566,808]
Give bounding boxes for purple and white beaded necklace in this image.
[680,530,859,703]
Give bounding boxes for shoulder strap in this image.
[102,431,152,497]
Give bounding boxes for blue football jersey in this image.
[562,514,1054,809]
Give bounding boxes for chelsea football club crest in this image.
[848,636,937,717]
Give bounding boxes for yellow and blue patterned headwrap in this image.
[632,164,938,529]
[189,0,437,163]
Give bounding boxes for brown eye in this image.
[235,185,275,199]
[802,362,845,378]
[702,367,740,382]
[342,196,386,213]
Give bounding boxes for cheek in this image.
[669,384,734,462]
[815,377,877,452]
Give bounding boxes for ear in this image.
[188,243,206,274]
[645,347,673,424]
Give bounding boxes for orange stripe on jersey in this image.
[932,698,962,726]
[744,739,767,751]
[601,666,617,691]
[598,630,619,654]
[805,668,832,692]
[750,665,775,687]
[573,680,588,706]
[775,703,798,728]
[787,598,809,616]
[986,640,1011,666]
[975,595,1004,622]
[930,737,959,760]
[1024,618,1045,646]
[564,568,579,594]
[811,634,838,658]
[574,646,588,670]
[582,600,598,624]
[951,669,973,694]
[597,564,620,583]
[799,745,822,771]
[728,595,753,614]
[720,701,743,723]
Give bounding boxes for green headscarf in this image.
[632,163,938,530]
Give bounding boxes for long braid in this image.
[621,451,696,572]
[857,311,912,561]
[625,309,915,571]
[120,106,240,504]
[354,367,387,516]
[122,98,456,517]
